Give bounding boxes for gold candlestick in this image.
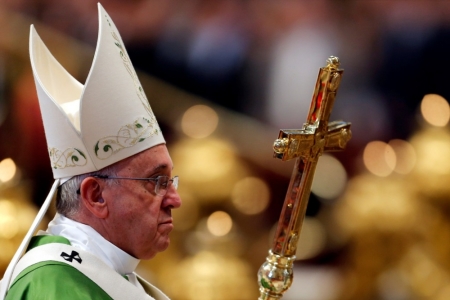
[258,56,352,300]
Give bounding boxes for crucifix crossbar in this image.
[258,56,352,300]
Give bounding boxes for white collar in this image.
[46,213,140,276]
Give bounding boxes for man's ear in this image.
[79,177,108,219]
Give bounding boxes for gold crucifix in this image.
[257,56,352,300]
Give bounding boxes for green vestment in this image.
[6,235,113,299]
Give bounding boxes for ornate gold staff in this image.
[257,56,352,300]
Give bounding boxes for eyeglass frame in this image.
[76,175,179,196]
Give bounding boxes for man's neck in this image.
[47,213,140,276]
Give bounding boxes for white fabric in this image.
[60,99,81,131]
[47,213,144,292]
[29,3,165,180]
[9,243,158,300]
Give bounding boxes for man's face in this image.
[101,144,182,259]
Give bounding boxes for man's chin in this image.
[141,239,171,260]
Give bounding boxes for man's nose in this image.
[162,186,182,209]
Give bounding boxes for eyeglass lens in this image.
[155,176,178,196]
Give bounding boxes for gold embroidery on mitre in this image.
[107,15,154,117]
[93,15,161,160]
[94,117,159,160]
[49,147,88,169]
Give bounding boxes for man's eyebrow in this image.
[146,164,172,175]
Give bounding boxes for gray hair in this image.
[56,164,119,218]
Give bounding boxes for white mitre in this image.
[0,4,164,297]
[31,3,164,181]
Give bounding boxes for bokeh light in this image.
[0,200,19,239]
[420,94,450,127]
[164,251,257,300]
[388,139,416,175]
[207,211,233,237]
[363,139,417,177]
[363,141,396,177]
[0,158,17,183]
[172,192,200,231]
[172,138,237,181]
[181,105,219,139]
[311,154,347,200]
[171,138,249,202]
[231,177,270,215]
[408,128,450,198]
[334,174,418,233]
[0,190,47,270]
[296,217,327,260]
[411,129,450,176]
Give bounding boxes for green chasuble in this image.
[6,235,112,300]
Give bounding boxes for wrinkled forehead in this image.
[115,144,173,176]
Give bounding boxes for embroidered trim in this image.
[94,117,159,160]
[93,15,162,159]
[49,147,87,169]
[107,15,154,117]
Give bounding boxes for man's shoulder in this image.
[26,233,71,250]
[6,260,112,299]
[6,234,112,300]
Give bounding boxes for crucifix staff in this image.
[257,56,352,300]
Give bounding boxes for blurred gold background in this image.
[2,1,450,299]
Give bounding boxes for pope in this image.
[0,3,181,299]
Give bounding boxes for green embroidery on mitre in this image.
[94,117,160,160]
[108,19,153,117]
[49,147,88,169]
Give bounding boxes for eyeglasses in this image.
[93,175,179,196]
